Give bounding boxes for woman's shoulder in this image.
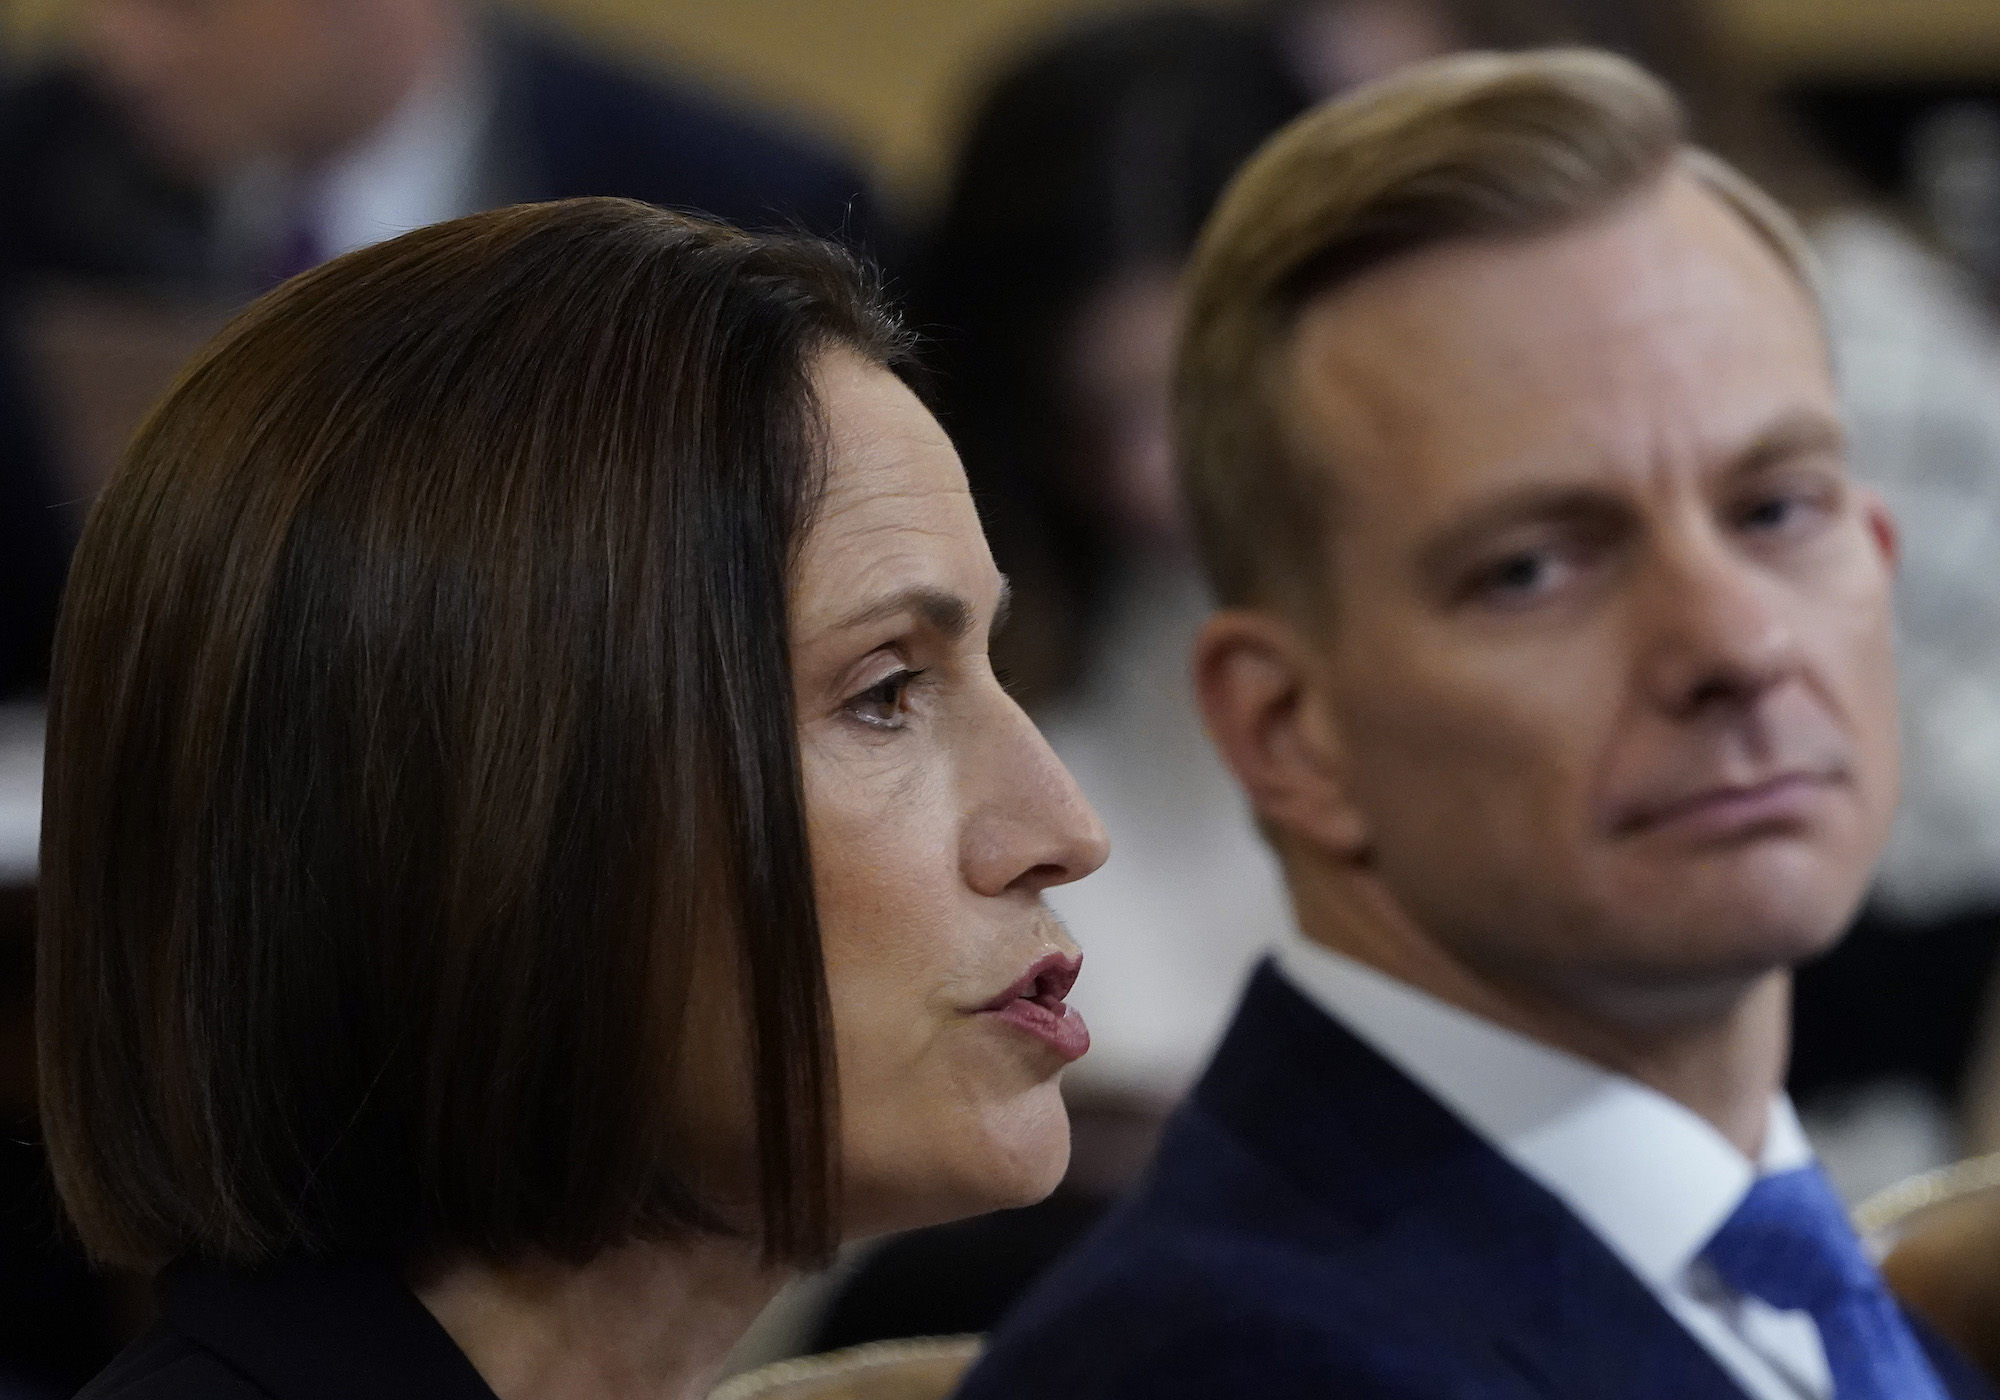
[76,1323,268,1400]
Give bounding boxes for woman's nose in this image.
[961,703,1110,899]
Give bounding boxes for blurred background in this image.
[13,0,1993,208]
[3,0,2000,1393]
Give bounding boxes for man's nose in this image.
[1635,538,1802,718]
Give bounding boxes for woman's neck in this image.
[414,1237,791,1400]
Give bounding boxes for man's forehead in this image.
[1287,169,1810,343]
[1274,170,1833,500]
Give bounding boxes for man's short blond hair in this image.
[1175,48,1818,613]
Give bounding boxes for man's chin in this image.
[1557,897,1860,1029]
[1613,905,1855,1000]
[1619,845,1871,961]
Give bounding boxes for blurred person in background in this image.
[1266,0,2000,1193]
[802,9,1307,1353]
[0,0,878,299]
[0,0,884,799]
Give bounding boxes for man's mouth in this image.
[1613,770,1844,841]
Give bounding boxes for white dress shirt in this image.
[310,41,493,261]
[217,39,493,280]
[1274,936,1834,1400]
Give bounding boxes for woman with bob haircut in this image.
[39,197,1109,1400]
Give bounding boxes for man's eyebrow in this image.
[1415,485,1626,578]
[1731,410,1847,476]
[1413,412,1850,579]
[830,585,982,641]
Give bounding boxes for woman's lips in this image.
[976,952,1089,1063]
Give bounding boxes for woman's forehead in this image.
[813,352,969,529]
[797,353,988,623]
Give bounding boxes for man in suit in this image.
[0,0,876,299]
[960,48,1994,1400]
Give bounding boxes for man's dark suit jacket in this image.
[958,961,1997,1400]
[79,1258,496,1399]
[0,16,878,297]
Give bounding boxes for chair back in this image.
[709,1335,982,1400]
[1863,1153,2000,1383]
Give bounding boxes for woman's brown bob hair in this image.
[38,198,913,1271]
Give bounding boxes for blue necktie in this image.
[1702,1165,1948,1399]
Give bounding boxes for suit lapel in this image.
[1492,1223,1755,1400]
[1192,962,1756,1400]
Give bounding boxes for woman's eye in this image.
[845,669,924,730]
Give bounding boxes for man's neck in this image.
[1288,863,1790,1159]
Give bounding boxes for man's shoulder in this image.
[958,1168,1541,1400]
[492,23,873,244]
[501,28,821,164]
[0,64,213,285]
[959,1098,1509,1400]
[76,1324,266,1400]
[962,968,1722,1400]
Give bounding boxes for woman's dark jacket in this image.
[79,1259,497,1399]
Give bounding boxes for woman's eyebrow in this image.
[832,585,978,641]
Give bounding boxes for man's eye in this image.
[1737,473,1841,540]
[846,669,924,729]
[1470,549,1569,606]
[1741,493,1814,534]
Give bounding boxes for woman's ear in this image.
[1192,608,1370,859]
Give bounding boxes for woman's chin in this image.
[841,1079,1073,1239]
[979,1086,1074,1207]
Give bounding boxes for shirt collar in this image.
[215,36,493,284]
[311,34,493,260]
[1273,935,1812,1289]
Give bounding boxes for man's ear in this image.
[1192,607,1370,858]
[1858,485,1899,573]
